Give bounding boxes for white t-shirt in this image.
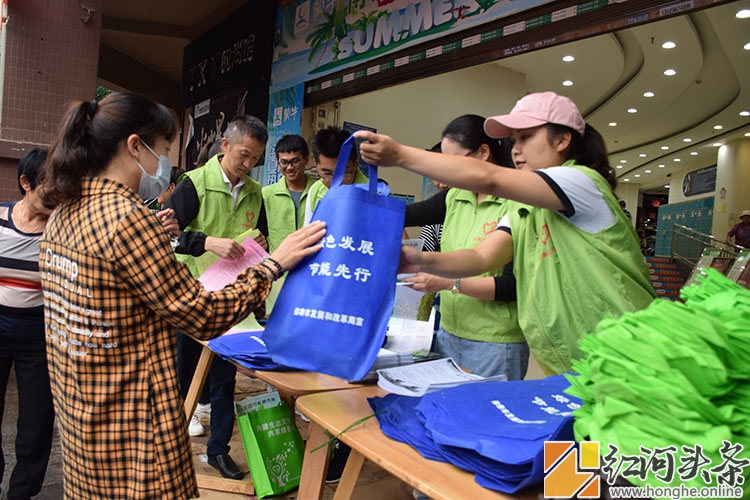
[497,166,616,233]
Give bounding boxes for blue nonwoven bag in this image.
[264,136,406,380]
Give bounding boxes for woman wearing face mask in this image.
[37,92,326,500]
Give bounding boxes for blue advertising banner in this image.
[271,0,553,92]
[263,84,305,186]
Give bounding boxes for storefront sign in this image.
[271,0,553,92]
[182,1,276,107]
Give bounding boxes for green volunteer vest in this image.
[262,175,314,252]
[177,154,263,277]
[439,188,524,343]
[306,168,369,214]
[507,160,656,375]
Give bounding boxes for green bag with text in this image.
[236,394,305,498]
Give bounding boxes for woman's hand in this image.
[403,272,451,294]
[205,236,245,260]
[353,131,404,167]
[269,221,326,271]
[156,209,180,238]
[399,245,426,274]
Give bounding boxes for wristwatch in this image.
[450,278,461,294]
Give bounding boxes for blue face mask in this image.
[135,139,172,200]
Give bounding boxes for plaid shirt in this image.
[40,177,270,499]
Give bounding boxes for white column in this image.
[713,138,750,240]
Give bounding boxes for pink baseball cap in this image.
[484,92,586,139]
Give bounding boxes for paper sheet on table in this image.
[198,231,267,291]
[386,307,435,354]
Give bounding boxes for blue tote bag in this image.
[264,136,406,380]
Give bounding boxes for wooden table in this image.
[238,366,364,411]
[183,335,363,494]
[296,386,540,500]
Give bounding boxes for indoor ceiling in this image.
[100,0,750,195]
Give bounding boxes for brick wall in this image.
[0,0,100,201]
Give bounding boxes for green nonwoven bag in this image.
[236,393,305,498]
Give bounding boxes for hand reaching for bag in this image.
[269,221,326,272]
[353,131,405,167]
[399,245,426,275]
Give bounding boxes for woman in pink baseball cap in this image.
[356,91,656,375]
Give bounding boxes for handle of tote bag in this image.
[331,135,379,194]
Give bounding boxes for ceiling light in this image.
[627,108,637,113]
[664,69,677,76]
[658,164,665,168]
[623,178,630,182]
[620,159,627,163]
[690,152,698,156]
[736,9,750,19]
[634,174,641,178]
[639,153,647,157]
[644,170,651,173]
[682,138,692,142]
[562,80,573,87]
[661,41,676,49]
[616,165,623,169]
[673,158,681,162]
[714,125,723,130]
[562,55,575,62]
[661,146,669,150]
[745,43,750,51]
[609,122,617,127]
[643,91,655,97]
[746,132,750,137]
[713,142,722,147]
[740,111,750,117]
[664,184,670,188]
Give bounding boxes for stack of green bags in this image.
[566,268,750,498]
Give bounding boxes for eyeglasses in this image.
[278,157,304,168]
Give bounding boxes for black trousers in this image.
[0,335,55,499]
[176,331,237,456]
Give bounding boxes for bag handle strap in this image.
[331,135,378,194]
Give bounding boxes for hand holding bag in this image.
[264,136,406,380]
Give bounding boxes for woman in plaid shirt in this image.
[37,92,325,500]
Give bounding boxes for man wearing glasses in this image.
[262,135,315,252]
[303,126,368,225]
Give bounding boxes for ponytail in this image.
[39,92,177,208]
[547,123,617,191]
[38,101,92,208]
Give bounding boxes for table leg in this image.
[184,345,214,418]
[298,422,331,500]
[332,449,366,500]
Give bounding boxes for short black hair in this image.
[276,134,309,158]
[311,126,355,163]
[18,148,48,196]
[170,166,185,185]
